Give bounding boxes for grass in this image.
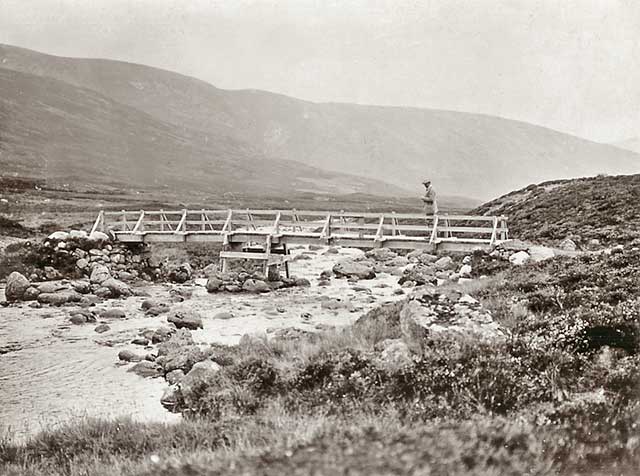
[4,249,640,475]
[4,177,640,475]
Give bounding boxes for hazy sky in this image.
[1,0,639,143]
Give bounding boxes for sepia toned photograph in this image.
[1,1,639,474]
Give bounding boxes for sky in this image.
[1,0,639,143]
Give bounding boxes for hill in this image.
[0,67,404,198]
[1,44,639,200]
[613,137,640,154]
[473,174,640,247]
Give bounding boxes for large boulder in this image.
[37,291,82,306]
[168,263,193,284]
[206,277,223,293]
[398,264,437,286]
[179,360,221,403]
[528,246,555,263]
[160,385,180,411]
[332,259,376,280]
[5,272,30,301]
[90,265,111,285]
[89,231,110,242]
[365,248,398,262]
[128,361,163,378]
[509,251,530,266]
[69,230,88,240]
[434,256,455,271]
[167,309,203,330]
[47,231,69,241]
[101,278,132,298]
[242,279,270,293]
[399,289,506,346]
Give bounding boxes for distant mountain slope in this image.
[0,67,403,197]
[2,44,638,200]
[613,137,640,154]
[473,174,640,246]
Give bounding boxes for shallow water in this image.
[0,246,404,441]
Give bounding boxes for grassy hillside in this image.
[1,44,639,200]
[0,67,404,197]
[474,174,640,247]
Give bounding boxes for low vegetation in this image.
[3,246,640,475]
[474,174,640,246]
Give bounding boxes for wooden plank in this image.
[90,210,104,235]
[374,214,385,241]
[131,211,145,233]
[319,213,332,239]
[175,210,187,233]
[220,251,269,260]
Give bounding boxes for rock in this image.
[70,309,95,324]
[459,264,472,278]
[160,385,180,411]
[528,246,555,263]
[388,256,410,267]
[378,340,413,371]
[168,263,193,284]
[365,248,398,262]
[43,267,62,281]
[47,231,69,241]
[324,246,340,255]
[37,292,81,306]
[434,256,455,271]
[101,278,132,298]
[69,314,87,325]
[321,298,352,310]
[399,290,505,346]
[132,337,150,346]
[99,308,126,319]
[242,279,271,293]
[118,350,143,362]
[89,231,110,241]
[509,251,530,266]
[22,287,41,301]
[559,238,577,251]
[167,309,203,330]
[90,265,111,285]
[5,272,30,301]
[398,265,437,286]
[294,277,311,287]
[117,271,134,282]
[128,361,162,378]
[152,326,175,343]
[497,239,530,252]
[179,360,221,402]
[332,259,376,280]
[94,324,110,333]
[36,282,67,294]
[94,287,113,299]
[166,369,185,385]
[213,311,234,320]
[587,238,602,250]
[202,263,218,277]
[71,281,92,294]
[69,230,88,240]
[205,277,223,293]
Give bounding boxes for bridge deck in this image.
[90,209,508,252]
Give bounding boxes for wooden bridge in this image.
[90,209,508,274]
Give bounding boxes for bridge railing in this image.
[92,209,508,246]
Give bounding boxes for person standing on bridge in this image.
[422,180,438,216]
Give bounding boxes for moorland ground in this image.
[2,175,640,475]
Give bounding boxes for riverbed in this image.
[0,246,405,441]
